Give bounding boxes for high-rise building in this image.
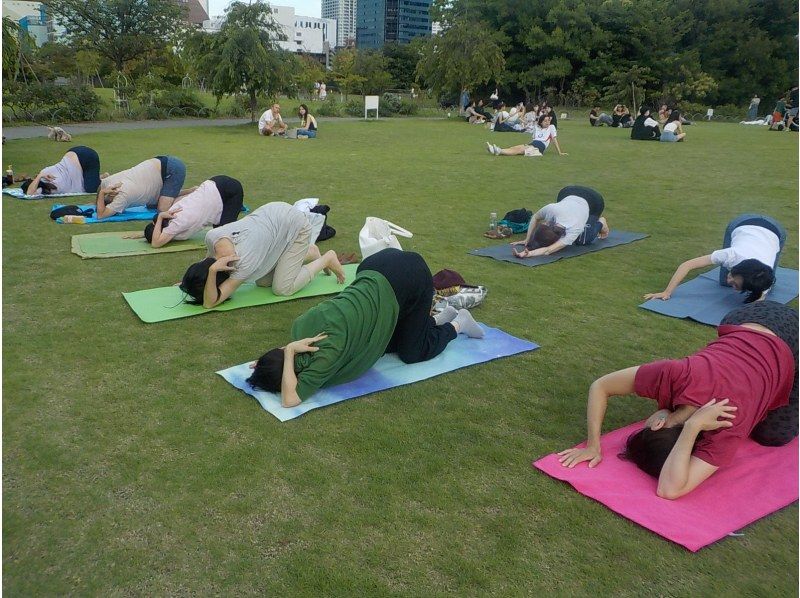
[356,0,431,49]
[322,0,356,48]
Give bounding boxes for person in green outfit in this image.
[247,248,485,407]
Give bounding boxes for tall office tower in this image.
[322,0,357,48]
[356,0,431,49]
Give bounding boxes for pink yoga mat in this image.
[533,421,799,552]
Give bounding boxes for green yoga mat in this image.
[71,231,206,259]
[123,263,359,323]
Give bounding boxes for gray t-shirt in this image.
[41,153,84,193]
[204,202,307,282]
[534,195,590,246]
[100,158,163,213]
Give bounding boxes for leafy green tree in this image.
[354,50,393,94]
[332,49,366,99]
[183,1,294,121]
[47,0,185,72]
[382,42,423,89]
[295,54,326,96]
[2,17,23,80]
[415,19,505,96]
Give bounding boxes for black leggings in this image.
[358,248,457,364]
[556,185,605,217]
[721,301,799,446]
[210,175,244,226]
[68,146,100,193]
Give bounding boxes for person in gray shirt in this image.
[179,202,345,308]
[511,186,610,258]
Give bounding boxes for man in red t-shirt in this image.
[557,302,797,499]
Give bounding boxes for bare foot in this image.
[325,250,346,283]
[598,217,610,239]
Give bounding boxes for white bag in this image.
[524,145,541,157]
[358,217,413,259]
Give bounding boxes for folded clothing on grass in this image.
[217,325,539,421]
[534,421,798,551]
[3,187,91,200]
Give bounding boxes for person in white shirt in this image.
[318,82,327,101]
[510,186,609,258]
[644,214,787,303]
[660,109,686,142]
[486,114,567,156]
[258,103,288,136]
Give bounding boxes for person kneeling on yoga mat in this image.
[22,146,104,195]
[557,301,797,499]
[95,155,188,219]
[510,185,609,258]
[180,202,342,308]
[126,176,245,248]
[644,213,787,303]
[246,248,485,408]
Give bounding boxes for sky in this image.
[208,0,321,18]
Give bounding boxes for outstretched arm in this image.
[511,215,542,247]
[558,366,639,468]
[644,255,713,300]
[515,239,567,258]
[553,137,567,156]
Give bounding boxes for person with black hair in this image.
[125,176,244,247]
[508,186,609,258]
[644,214,786,303]
[660,109,686,141]
[21,146,104,196]
[557,301,797,499]
[246,248,484,408]
[95,156,187,219]
[179,202,344,308]
[630,107,661,140]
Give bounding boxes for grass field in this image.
[2,118,798,595]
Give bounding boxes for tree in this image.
[332,49,366,99]
[415,19,505,96]
[354,50,393,94]
[2,17,23,80]
[382,42,422,89]
[47,0,185,72]
[183,1,294,121]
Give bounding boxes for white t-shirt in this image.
[531,124,558,148]
[41,152,84,193]
[710,225,780,270]
[258,109,282,132]
[664,121,679,133]
[495,110,510,123]
[534,195,589,246]
[164,180,223,240]
[101,158,162,213]
[644,117,659,128]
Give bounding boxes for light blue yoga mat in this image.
[639,267,799,326]
[4,187,90,200]
[469,230,648,267]
[217,324,539,421]
[52,203,250,224]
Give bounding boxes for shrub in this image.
[397,99,419,116]
[153,88,205,115]
[344,99,363,117]
[2,81,102,122]
[316,99,342,117]
[381,92,402,115]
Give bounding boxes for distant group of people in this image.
[589,105,633,128]
[312,80,327,101]
[257,103,318,139]
[588,103,689,143]
[769,86,798,131]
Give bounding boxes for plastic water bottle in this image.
[489,212,497,232]
[5,165,13,186]
[62,215,86,224]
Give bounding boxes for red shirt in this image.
[634,325,795,467]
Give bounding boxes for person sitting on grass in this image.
[21,146,105,196]
[660,110,686,142]
[630,107,661,141]
[95,155,187,219]
[179,202,344,308]
[296,104,318,138]
[644,213,786,304]
[125,175,245,248]
[589,107,613,127]
[246,248,485,407]
[464,100,486,124]
[557,300,797,499]
[509,186,608,258]
[258,103,288,136]
[474,99,493,122]
[485,113,567,157]
[492,102,515,131]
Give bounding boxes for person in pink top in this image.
[557,301,797,499]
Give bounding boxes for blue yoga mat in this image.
[469,230,648,267]
[51,203,250,224]
[4,187,90,200]
[217,324,539,421]
[639,267,799,326]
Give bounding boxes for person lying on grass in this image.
[644,213,786,303]
[246,248,485,408]
[509,185,609,258]
[179,202,344,308]
[123,176,245,248]
[486,113,567,157]
[95,155,187,219]
[558,301,797,499]
[22,146,105,196]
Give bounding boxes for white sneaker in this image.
[486,141,494,154]
[492,144,501,155]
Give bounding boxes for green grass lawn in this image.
[3,118,798,595]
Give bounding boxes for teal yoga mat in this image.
[123,264,359,323]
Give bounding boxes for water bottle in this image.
[489,212,497,231]
[5,165,13,186]
[62,215,86,224]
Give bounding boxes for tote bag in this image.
[358,217,413,259]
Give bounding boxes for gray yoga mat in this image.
[468,230,648,266]
[639,267,799,326]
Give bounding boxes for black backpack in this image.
[50,205,95,221]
